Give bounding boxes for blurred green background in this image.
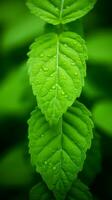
[0,0,112,199]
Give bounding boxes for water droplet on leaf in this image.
[41,134,44,137]
[52,86,56,89]
[44,161,47,165]
[64,44,68,47]
[40,53,44,57]
[44,67,48,71]
[53,166,56,170]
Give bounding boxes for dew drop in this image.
[52,86,56,89]
[47,54,51,57]
[53,166,56,170]
[55,8,58,12]
[44,161,47,165]
[41,134,44,137]
[63,76,66,80]
[44,67,48,71]
[40,53,44,57]
[64,44,68,47]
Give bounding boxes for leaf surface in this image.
[30,182,53,200]
[27,0,96,25]
[28,32,87,123]
[80,132,101,185]
[30,179,93,200]
[28,101,93,198]
[67,179,93,200]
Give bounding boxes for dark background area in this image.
[0,0,112,199]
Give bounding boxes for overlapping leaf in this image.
[27,0,96,25]
[30,179,93,200]
[28,32,87,124]
[28,101,93,199]
[80,132,101,185]
[30,182,53,200]
[67,179,93,200]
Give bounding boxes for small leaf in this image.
[67,179,93,200]
[28,32,87,124]
[28,101,93,199]
[92,100,112,136]
[80,132,102,185]
[27,0,96,25]
[30,182,53,200]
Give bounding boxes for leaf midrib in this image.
[55,35,59,103]
[53,34,64,184]
[59,0,65,22]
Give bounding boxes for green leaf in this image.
[3,16,45,52]
[0,0,45,52]
[30,182,54,200]
[80,132,101,185]
[28,101,93,199]
[0,145,33,187]
[83,78,105,99]
[30,179,93,200]
[0,64,34,116]
[28,32,87,124]
[92,100,112,136]
[1,0,45,52]
[0,0,25,23]
[67,179,93,200]
[87,30,112,67]
[27,0,96,25]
